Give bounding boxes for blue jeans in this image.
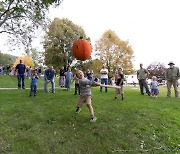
[30,84,37,96]
[17,74,25,89]
[100,78,108,92]
[44,80,55,93]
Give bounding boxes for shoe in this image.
[114,97,117,100]
[52,91,55,94]
[34,94,37,96]
[76,107,81,113]
[122,97,124,100]
[90,116,97,122]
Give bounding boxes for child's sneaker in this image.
[75,107,81,113]
[90,116,97,122]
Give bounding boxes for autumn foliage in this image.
[13,56,34,68]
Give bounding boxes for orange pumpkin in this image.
[72,39,92,61]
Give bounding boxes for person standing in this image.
[15,59,26,89]
[165,61,179,98]
[59,66,65,88]
[150,76,159,98]
[137,63,151,96]
[100,65,108,92]
[6,64,11,75]
[64,67,73,91]
[30,69,39,97]
[114,67,124,100]
[37,67,42,78]
[86,69,93,81]
[44,65,56,93]
[28,66,32,79]
[73,73,80,95]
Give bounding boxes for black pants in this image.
[138,79,150,95]
[74,83,80,95]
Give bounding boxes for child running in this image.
[75,70,100,122]
[30,69,39,97]
[150,76,159,98]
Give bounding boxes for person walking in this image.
[165,61,180,98]
[15,59,26,89]
[137,63,151,96]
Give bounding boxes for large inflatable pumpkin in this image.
[72,39,92,61]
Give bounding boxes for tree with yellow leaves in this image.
[14,56,34,68]
[95,30,134,76]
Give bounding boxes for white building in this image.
[124,74,138,85]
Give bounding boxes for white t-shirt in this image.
[100,68,108,79]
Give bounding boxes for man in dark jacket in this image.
[44,65,56,93]
[15,59,26,89]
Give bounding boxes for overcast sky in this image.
[1,0,180,69]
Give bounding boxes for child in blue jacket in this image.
[30,69,39,96]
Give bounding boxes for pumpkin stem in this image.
[79,36,83,39]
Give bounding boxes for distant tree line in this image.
[0,52,16,66]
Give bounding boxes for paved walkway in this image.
[0,87,67,90]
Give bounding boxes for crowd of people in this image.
[136,62,180,98]
[2,60,179,99]
[0,64,11,75]
[1,59,179,122]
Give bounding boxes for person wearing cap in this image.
[165,61,180,98]
[137,63,151,96]
[15,59,26,89]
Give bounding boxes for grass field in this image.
[0,75,180,153]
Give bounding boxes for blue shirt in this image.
[31,75,39,85]
[44,69,56,81]
[150,81,158,89]
[16,63,26,74]
[65,71,72,81]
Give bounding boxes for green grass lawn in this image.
[0,75,180,153]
